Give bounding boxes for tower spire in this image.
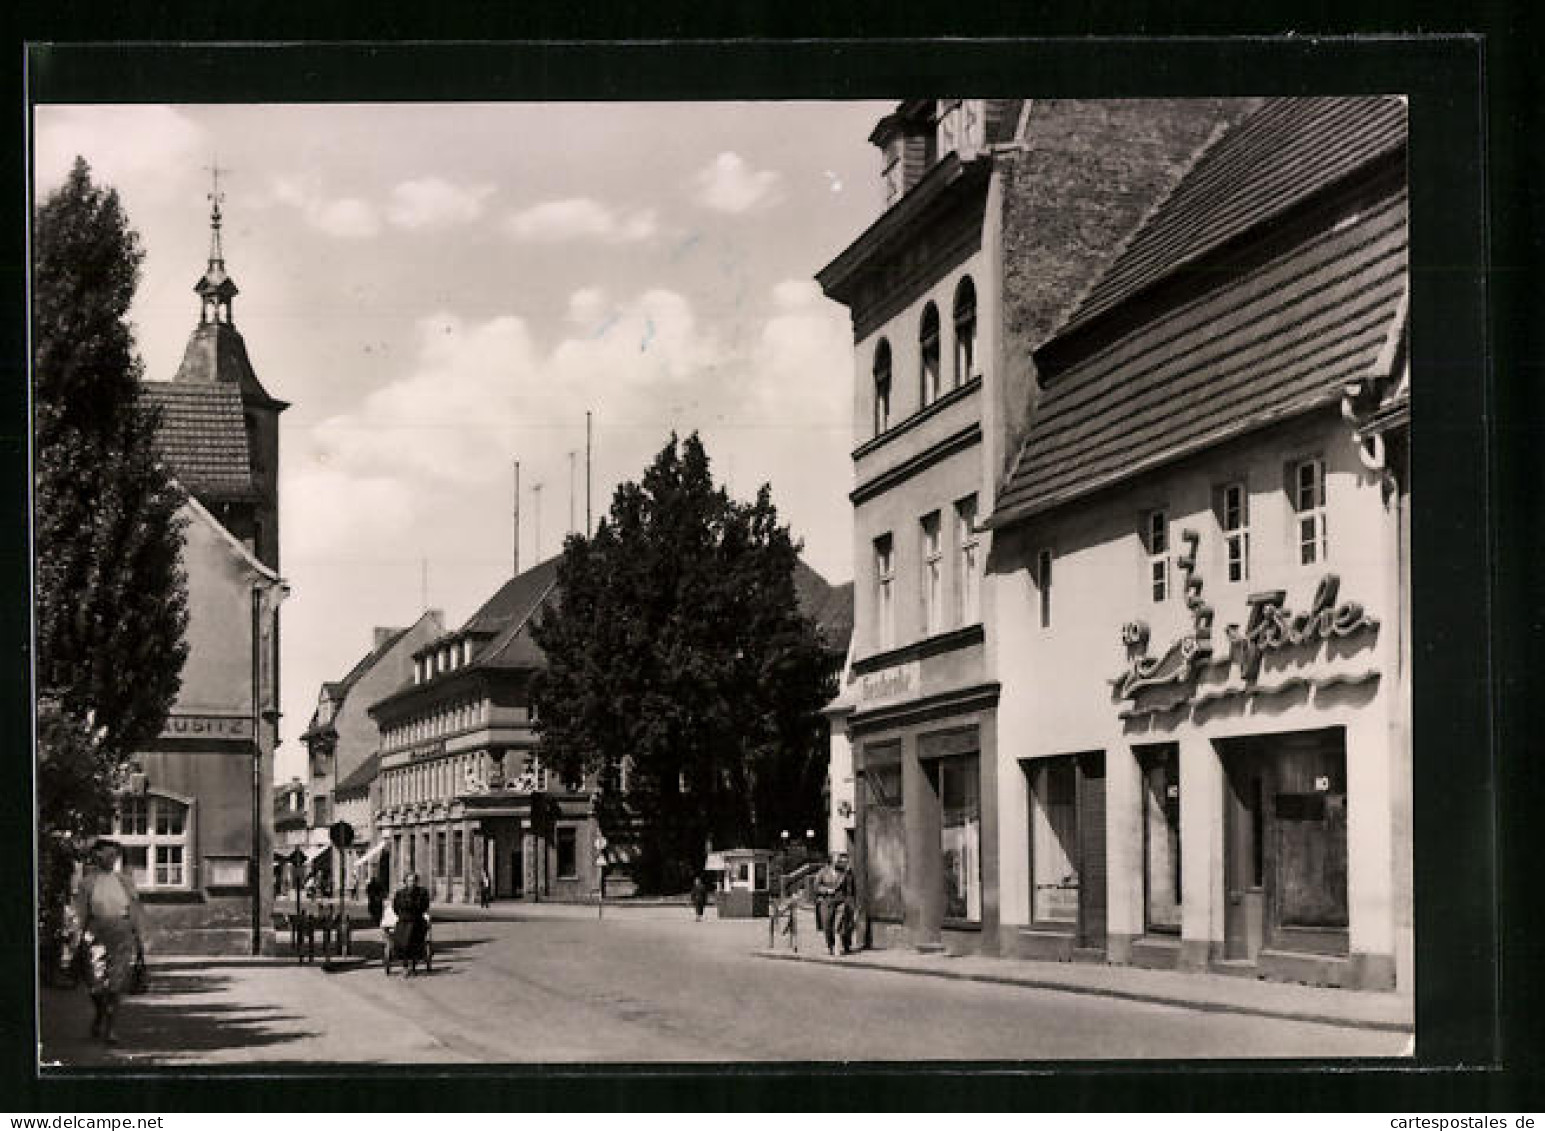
[195,160,239,326]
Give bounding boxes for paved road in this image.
[42,904,1408,1065]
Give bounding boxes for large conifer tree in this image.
[34,159,189,862]
[531,433,835,891]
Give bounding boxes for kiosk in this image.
[715,848,773,918]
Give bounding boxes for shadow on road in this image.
[40,965,317,1068]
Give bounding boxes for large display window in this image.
[861,747,906,923]
[935,754,981,923]
[1029,757,1078,924]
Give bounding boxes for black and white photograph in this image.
[29,70,1435,1069]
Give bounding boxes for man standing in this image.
[814,851,856,956]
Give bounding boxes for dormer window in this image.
[462,638,473,666]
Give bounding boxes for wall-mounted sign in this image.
[157,714,254,741]
[858,661,920,705]
[407,742,446,763]
[1115,563,1378,705]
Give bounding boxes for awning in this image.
[352,841,388,872]
[301,844,330,872]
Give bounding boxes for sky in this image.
[33,100,891,783]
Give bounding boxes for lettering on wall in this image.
[858,661,920,705]
[1114,561,1379,706]
[157,714,255,741]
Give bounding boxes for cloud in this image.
[268,175,381,238]
[502,198,657,244]
[693,151,784,214]
[33,106,206,203]
[385,177,493,230]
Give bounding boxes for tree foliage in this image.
[531,433,837,891]
[34,158,189,854]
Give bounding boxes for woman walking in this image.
[70,838,146,1044]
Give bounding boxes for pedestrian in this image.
[390,871,432,977]
[68,837,147,1044]
[814,851,856,956]
[365,872,386,927]
[479,863,492,909]
[690,873,708,921]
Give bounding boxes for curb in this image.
[752,949,1414,1035]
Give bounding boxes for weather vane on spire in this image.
[202,159,231,269]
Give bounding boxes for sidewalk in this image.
[754,944,1414,1034]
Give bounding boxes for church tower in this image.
[152,168,287,570]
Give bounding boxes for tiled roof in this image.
[992,151,1407,527]
[141,381,257,500]
[464,555,563,670]
[1061,97,1408,335]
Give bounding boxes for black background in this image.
[2,4,1537,1113]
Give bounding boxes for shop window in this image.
[114,794,191,891]
[952,277,977,387]
[862,754,906,923]
[1029,759,1078,924]
[1139,746,1182,934]
[955,494,980,625]
[556,826,578,879]
[1143,509,1169,602]
[873,339,892,436]
[1218,482,1251,582]
[921,511,943,637]
[1293,458,1328,565]
[452,830,464,879]
[874,534,895,651]
[919,302,942,407]
[1036,548,1053,628]
[935,754,982,923]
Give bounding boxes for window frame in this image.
[921,510,944,637]
[955,494,980,626]
[114,793,193,892]
[1293,458,1329,566]
[1219,481,1251,583]
[952,277,977,389]
[1143,508,1169,602]
[872,339,893,436]
[556,826,579,880]
[874,533,896,651]
[919,302,942,408]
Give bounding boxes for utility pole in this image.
[568,450,577,538]
[585,411,593,536]
[512,460,521,576]
[532,482,544,563]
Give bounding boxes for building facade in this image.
[818,98,1249,956]
[371,557,609,904]
[985,97,1411,991]
[299,612,444,889]
[124,192,288,954]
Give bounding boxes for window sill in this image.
[139,889,205,904]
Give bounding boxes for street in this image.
[40,904,1410,1065]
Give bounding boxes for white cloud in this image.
[566,286,609,325]
[693,151,784,214]
[34,106,206,203]
[386,177,493,230]
[266,175,381,238]
[502,198,657,244]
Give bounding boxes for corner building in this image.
[818,99,1246,954]
[984,98,1411,990]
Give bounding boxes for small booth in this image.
[715,848,772,919]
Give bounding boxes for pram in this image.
[381,906,434,976]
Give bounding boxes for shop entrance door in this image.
[1223,751,1267,961]
[1075,752,1107,950]
[510,844,525,899]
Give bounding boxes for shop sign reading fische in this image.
[1112,529,1378,703]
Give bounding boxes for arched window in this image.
[920,303,942,406]
[114,793,192,890]
[953,277,977,387]
[872,339,893,436]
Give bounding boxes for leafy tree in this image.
[532,433,836,891]
[34,159,189,955]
